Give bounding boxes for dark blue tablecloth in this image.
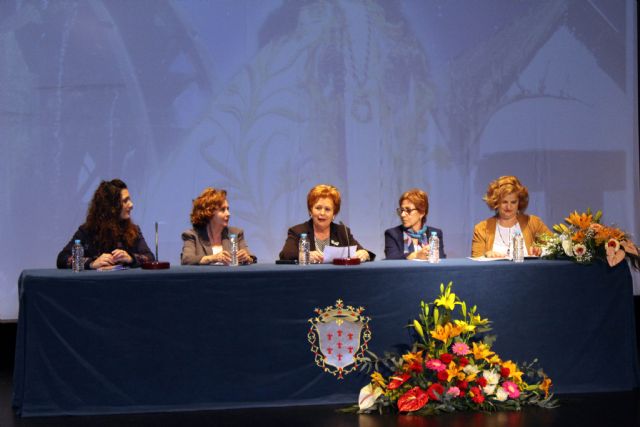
[12,259,639,416]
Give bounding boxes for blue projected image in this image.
[0,0,637,319]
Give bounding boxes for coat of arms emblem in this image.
[308,299,371,379]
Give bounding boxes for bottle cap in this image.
[74,239,81,244]
[300,233,307,238]
[431,231,437,236]
[229,234,237,239]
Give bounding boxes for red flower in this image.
[476,377,487,388]
[500,367,510,378]
[397,386,429,412]
[470,386,484,404]
[388,373,411,390]
[458,357,469,367]
[437,370,449,382]
[456,380,468,390]
[408,361,423,373]
[439,353,454,364]
[427,383,445,401]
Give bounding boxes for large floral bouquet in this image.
[539,209,639,269]
[353,282,555,415]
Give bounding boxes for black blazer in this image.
[56,224,154,269]
[279,219,375,261]
[384,224,446,260]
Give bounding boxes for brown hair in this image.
[190,187,228,227]
[399,188,429,225]
[307,184,341,215]
[483,175,529,212]
[84,179,139,251]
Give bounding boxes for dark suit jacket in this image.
[56,224,154,269]
[279,219,375,261]
[181,226,256,265]
[384,224,446,260]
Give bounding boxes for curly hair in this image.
[84,179,139,252]
[307,184,341,215]
[483,175,529,212]
[399,188,429,225]
[190,187,228,227]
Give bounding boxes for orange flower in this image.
[540,376,552,398]
[593,225,625,245]
[501,360,524,384]
[572,230,586,243]
[430,323,463,342]
[565,211,593,230]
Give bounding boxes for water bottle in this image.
[512,231,525,263]
[299,233,310,265]
[71,239,84,272]
[428,231,440,264]
[229,234,239,266]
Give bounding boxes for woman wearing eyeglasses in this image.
[384,188,445,260]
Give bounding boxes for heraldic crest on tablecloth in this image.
[308,299,371,379]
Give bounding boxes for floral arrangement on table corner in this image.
[539,208,640,269]
[348,282,556,415]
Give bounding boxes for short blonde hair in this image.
[483,176,529,212]
[190,187,228,227]
[399,188,429,225]
[307,184,341,215]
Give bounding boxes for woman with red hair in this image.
[181,187,255,265]
[279,184,374,263]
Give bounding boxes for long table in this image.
[12,259,640,416]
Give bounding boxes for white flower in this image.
[494,387,509,402]
[561,238,574,257]
[463,364,480,376]
[573,243,587,258]
[483,384,497,396]
[358,384,382,411]
[483,369,500,385]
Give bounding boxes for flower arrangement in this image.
[353,282,555,415]
[539,209,639,269]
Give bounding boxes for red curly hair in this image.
[84,179,139,252]
[190,187,228,227]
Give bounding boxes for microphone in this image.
[333,221,360,265]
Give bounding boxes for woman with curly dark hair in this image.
[180,187,256,265]
[56,179,154,269]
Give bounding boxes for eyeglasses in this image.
[396,207,418,216]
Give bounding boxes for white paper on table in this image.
[467,256,509,262]
[323,246,357,263]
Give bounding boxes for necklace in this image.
[342,2,373,123]
[497,225,512,257]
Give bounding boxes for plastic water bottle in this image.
[229,234,239,266]
[299,233,310,265]
[428,231,440,264]
[513,231,525,263]
[71,240,84,272]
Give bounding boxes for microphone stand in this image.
[142,222,170,269]
[333,222,361,265]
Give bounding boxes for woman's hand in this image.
[237,248,253,264]
[90,253,115,269]
[484,250,506,258]
[200,251,231,265]
[530,246,542,257]
[309,250,324,264]
[355,249,370,262]
[111,249,133,264]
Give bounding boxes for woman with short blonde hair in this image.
[471,176,549,258]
